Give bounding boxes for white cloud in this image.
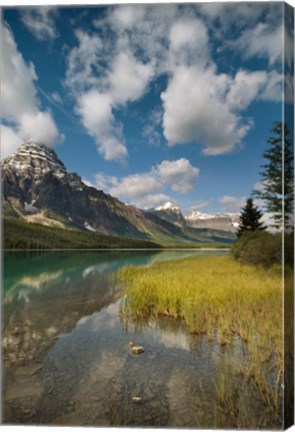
[161,65,250,155]
[109,173,162,200]
[155,158,199,194]
[66,29,103,94]
[19,111,62,147]
[94,173,118,192]
[199,2,278,30]
[94,158,199,206]
[233,23,283,65]
[21,7,58,40]
[66,30,154,161]
[134,193,173,210]
[1,23,38,121]
[169,18,209,67]
[76,91,127,161]
[64,4,283,162]
[109,52,154,104]
[1,125,23,159]
[161,63,282,155]
[1,22,62,158]
[51,91,62,104]
[219,195,246,213]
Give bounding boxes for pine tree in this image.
[254,121,294,229]
[237,198,265,238]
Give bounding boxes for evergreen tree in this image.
[237,198,265,238]
[254,121,294,229]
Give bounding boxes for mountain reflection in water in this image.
[3,249,255,428]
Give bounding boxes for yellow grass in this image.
[118,255,286,426]
[119,256,282,357]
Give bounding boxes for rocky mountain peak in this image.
[148,201,186,227]
[2,140,67,179]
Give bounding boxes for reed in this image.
[118,255,285,425]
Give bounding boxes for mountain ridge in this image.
[2,141,235,245]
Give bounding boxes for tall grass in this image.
[118,255,284,426]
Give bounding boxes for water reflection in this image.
[5,249,275,428]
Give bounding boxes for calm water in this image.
[2,250,276,428]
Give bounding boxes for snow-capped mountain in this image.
[4,141,231,243]
[148,201,186,227]
[2,141,186,239]
[155,201,180,212]
[186,210,240,232]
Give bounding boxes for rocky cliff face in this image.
[1,141,187,241]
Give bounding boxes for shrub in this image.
[232,231,282,267]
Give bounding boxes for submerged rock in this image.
[132,396,143,404]
[129,342,144,355]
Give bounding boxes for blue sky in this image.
[1,3,287,214]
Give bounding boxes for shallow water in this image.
[2,250,279,428]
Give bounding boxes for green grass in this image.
[118,255,287,427]
[3,218,161,250]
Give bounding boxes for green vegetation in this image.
[3,217,233,250]
[232,231,282,267]
[232,230,294,268]
[3,218,161,250]
[118,254,285,427]
[237,198,265,238]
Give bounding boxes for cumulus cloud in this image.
[219,195,246,213]
[21,7,58,40]
[1,22,62,158]
[134,194,174,210]
[66,29,103,93]
[169,18,209,67]
[109,173,162,200]
[109,51,154,104]
[65,30,154,160]
[155,158,199,194]
[64,4,282,161]
[233,23,283,65]
[161,64,281,155]
[0,125,23,158]
[161,65,249,155]
[18,111,61,145]
[76,91,127,161]
[199,2,279,32]
[94,158,199,207]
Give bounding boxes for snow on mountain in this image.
[186,210,240,232]
[148,201,186,227]
[155,201,180,212]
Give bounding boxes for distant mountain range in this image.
[148,201,239,233]
[2,141,236,246]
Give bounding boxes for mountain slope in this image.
[3,218,161,250]
[2,141,236,245]
[3,141,229,245]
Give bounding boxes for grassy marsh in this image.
[118,255,285,427]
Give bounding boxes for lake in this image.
[2,250,276,428]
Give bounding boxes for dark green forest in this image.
[3,218,161,250]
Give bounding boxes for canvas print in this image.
[1,1,294,429]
